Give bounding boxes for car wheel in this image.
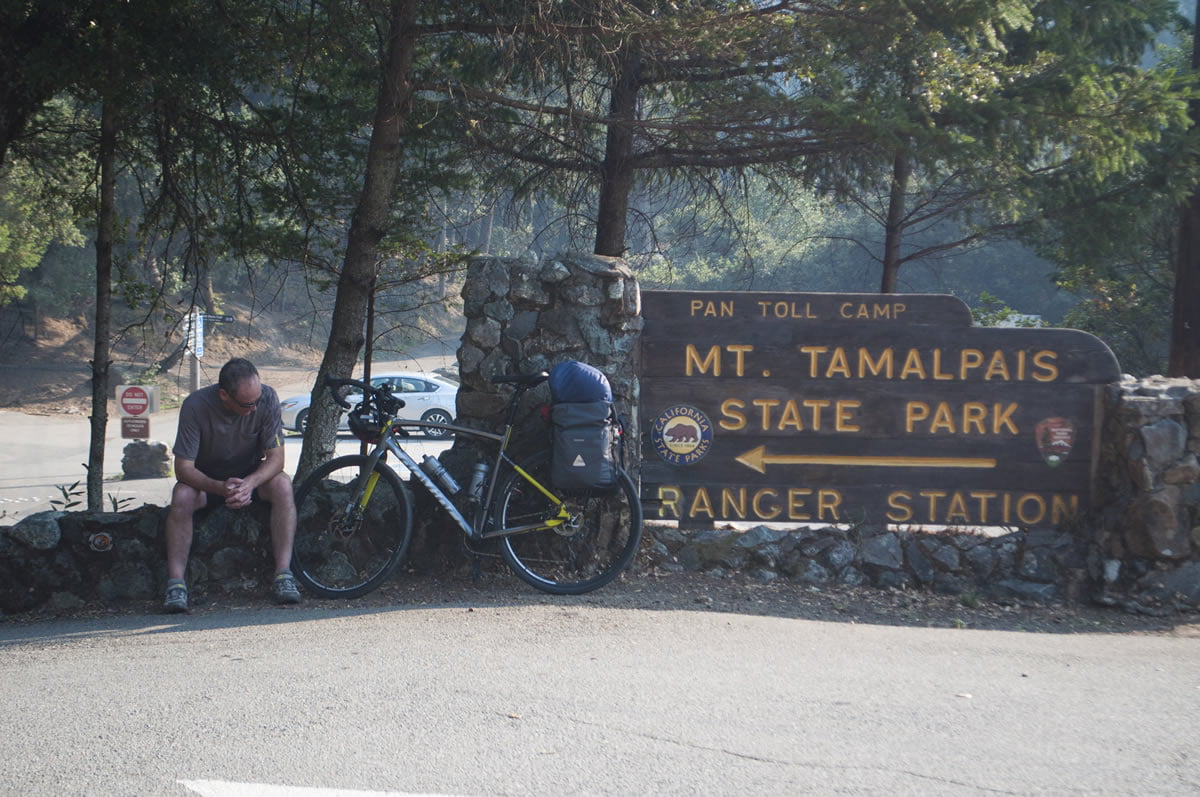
[421,409,453,438]
[296,409,308,434]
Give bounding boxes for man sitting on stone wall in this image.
[163,357,300,612]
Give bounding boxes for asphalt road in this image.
[0,599,1197,795]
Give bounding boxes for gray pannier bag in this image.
[550,400,620,493]
[547,360,621,493]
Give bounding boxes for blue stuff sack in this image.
[549,360,612,403]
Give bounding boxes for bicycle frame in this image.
[342,400,572,542]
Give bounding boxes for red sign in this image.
[119,385,150,416]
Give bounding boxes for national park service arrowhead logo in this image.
[652,405,713,466]
[1035,417,1075,467]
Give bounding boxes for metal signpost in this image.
[185,310,234,391]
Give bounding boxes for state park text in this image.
[637,291,1121,530]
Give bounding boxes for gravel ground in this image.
[6,564,1197,637]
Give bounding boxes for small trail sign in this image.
[121,417,150,439]
[638,291,1121,530]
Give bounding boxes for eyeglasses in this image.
[223,389,260,409]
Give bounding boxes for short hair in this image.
[219,358,259,395]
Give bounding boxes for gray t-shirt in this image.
[172,383,284,481]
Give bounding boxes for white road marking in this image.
[179,781,466,797]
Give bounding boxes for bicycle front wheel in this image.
[292,455,413,599]
[496,451,643,595]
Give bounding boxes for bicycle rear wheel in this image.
[495,451,643,595]
[292,455,413,599]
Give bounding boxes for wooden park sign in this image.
[638,291,1121,529]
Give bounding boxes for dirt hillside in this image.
[0,305,443,415]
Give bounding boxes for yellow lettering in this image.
[685,344,752,376]
[753,399,780,429]
[929,402,955,434]
[686,344,720,376]
[921,490,949,520]
[826,347,852,378]
[803,399,831,430]
[1051,495,1079,524]
[970,491,998,524]
[960,349,984,379]
[719,399,746,431]
[835,401,861,432]
[1017,493,1046,525]
[931,349,954,380]
[945,493,971,524]
[887,491,913,522]
[657,486,681,519]
[753,489,781,520]
[899,349,927,379]
[1033,350,1058,382]
[778,400,805,431]
[691,300,734,317]
[962,402,987,434]
[858,347,894,378]
[906,401,1020,435]
[818,489,843,521]
[787,489,813,521]
[689,487,714,519]
[799,345,827,377]
[992,402,1019,435]
[728,345,753,377]
[905,401,930,433]
[984,351,1010,380]
[722,488,747,520]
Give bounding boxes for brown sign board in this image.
[121,417,150,439]
[638,291,1121,530]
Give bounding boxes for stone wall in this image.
[0,505,274,614]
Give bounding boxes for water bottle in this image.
[467,461,490,504]
[420,455,460,495]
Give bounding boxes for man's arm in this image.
[174,456,229,496]
[242,445,285,491]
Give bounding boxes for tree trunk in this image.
[1169,0,1200,377]
[879,149,910,294]
[593,45,641,257]
[296,0,417,481]
[200,266,217,313]
[87,100,117,511]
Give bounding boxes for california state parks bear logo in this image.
[652,405,713,465]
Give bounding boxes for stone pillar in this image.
[452,252,642,472]
[121,441,171,479]
[1094,375,1200,606]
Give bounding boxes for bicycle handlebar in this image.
[321,370,548,418]
[322,375,405,414]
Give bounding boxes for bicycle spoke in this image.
[496,452,643,594]
[292,455,412,599]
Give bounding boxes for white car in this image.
[279,371,459,438]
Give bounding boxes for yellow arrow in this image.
[735,445,997,474]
